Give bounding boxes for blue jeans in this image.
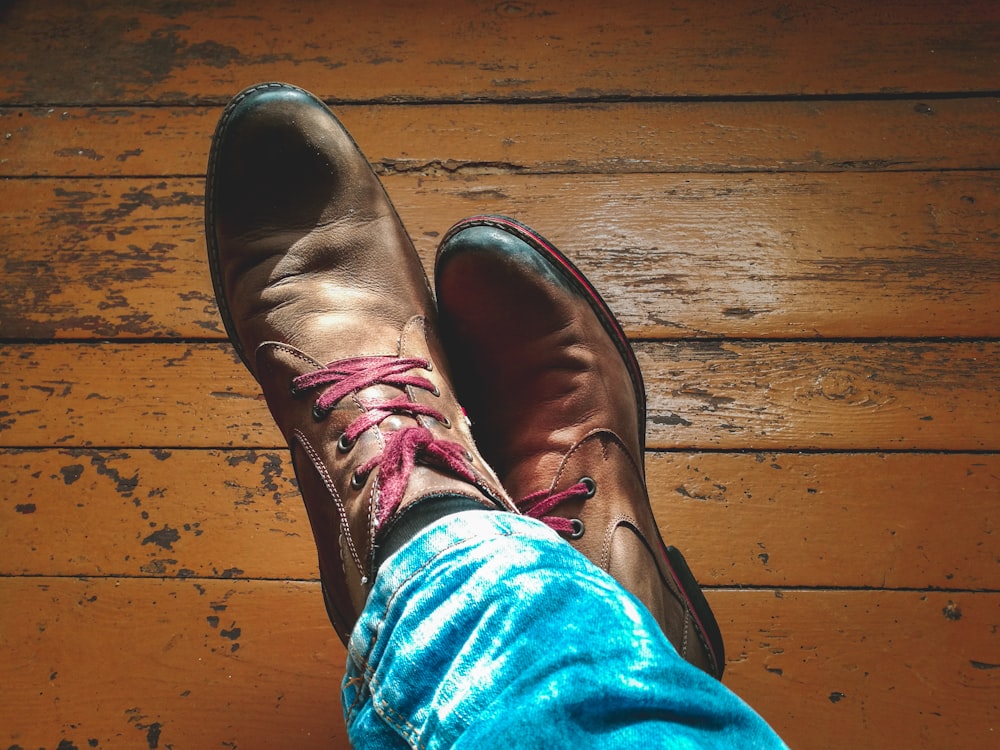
[342,511,786,749]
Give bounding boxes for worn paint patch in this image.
[219,624,241,640]
[5,4,241,103]
[141,525,180,550]
[86,452,139,497]
[970,660,1000,670]
[942,601,962,621]
[124,706,164,749]
[60,463,85,484]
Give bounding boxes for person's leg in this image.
[343,510,786,749]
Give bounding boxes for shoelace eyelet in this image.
[438,415,451,428]
[569,518,586,539]
[337,433,356,453]
[312,404,329,420]
[580,476,597,498]
[350,469,367,490]
[430,384,441,397]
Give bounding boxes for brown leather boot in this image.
[435,215,725,678]
[205,84,516,645]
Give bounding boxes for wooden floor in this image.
[1,2,998,748]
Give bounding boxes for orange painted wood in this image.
[0,578,348,750]
[0,178,218,339]
[4,99,999,177]
[1,1,998,104]
[3,449,996,590]
[3,342,997,451]
[1,448,314,580]
[411,172,1000,340]
[1,3,997,748]
[708,589,1000,750]
[647,452,1000,590]
[0,344,264,448]
[2,579,996,749]
[638,339,1000,450]
[3,171,998,339]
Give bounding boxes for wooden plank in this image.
[3,171,998,340]
[1,579,996,749]
[4,99,1000,178]
[0,578,348,750]
[647,452,1000,590]
[1,1,998,104]
[0,106,219,178]
[3,449,996,590]
[1,341,998,451]
[0,344,264,448]
[638,339,1000,451]
[411,172,1000,340]
[0,448,315,580]
[708,589,1000,750]
[0,178,220,339]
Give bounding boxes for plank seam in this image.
[6,90,1000,108]
[4,337,1000,346]
[4,166,1000,180]
[0,573,994,594]
[1,446,997,456]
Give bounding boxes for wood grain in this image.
[2,2,998,748]
[638,340,1000,450]
[709,589,1000,750]
[1,1,997,104]
[2,578,996,749]
[3,449,996,590]
[3,171,998,339]
[1,448,313,580]
[647,452,1000,590]
[2,342,997,450]
[0,578,348,750]
[4,99,999,177]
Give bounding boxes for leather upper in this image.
[205,84,514,644]
[436,216,725,677]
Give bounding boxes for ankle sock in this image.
[374,495,487,570]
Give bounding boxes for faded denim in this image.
[342,511,787,749]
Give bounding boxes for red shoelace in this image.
[292,355,480,526]
[516,477,595,537]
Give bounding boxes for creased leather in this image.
[206,84,514,644]
[436,217,724,678]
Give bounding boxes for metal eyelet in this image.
[465,450,474,462]
[312,404,328,420]
[569,519,585,539]
[430,385,441,397]
[289,383,301,398]
[337,433,355,453]
[350,470,367,490]
[580,476,597,498]
[438,415,451,428]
